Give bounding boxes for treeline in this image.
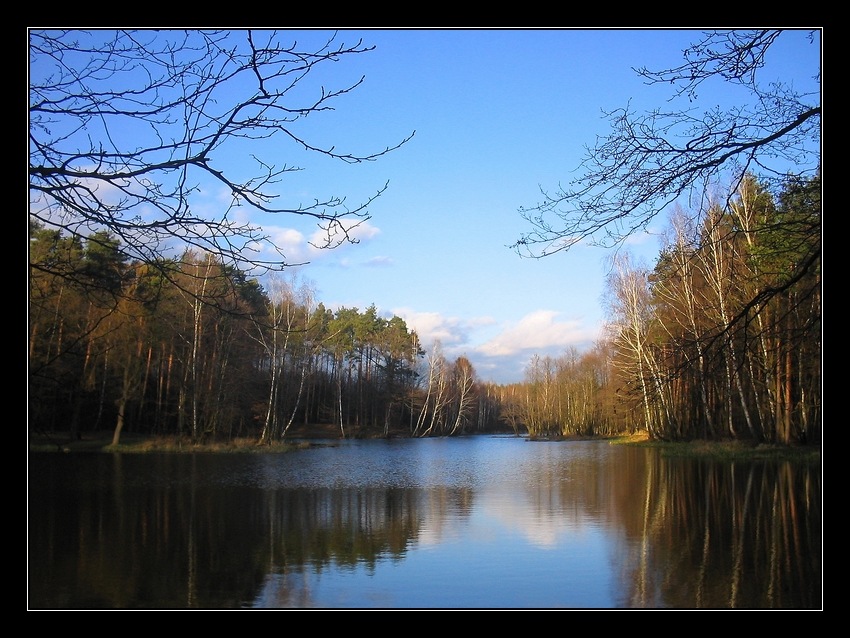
[28,175,820,446]
[28,228,506,444]
[509,174,820,444]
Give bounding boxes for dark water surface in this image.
[28,437,821,609]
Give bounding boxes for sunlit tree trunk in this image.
[252,276,295,444]
[112,351,134,446]
[414,345,437,436]
[606,254,658,437]
[416,342,448,437]
[110,308,148,445]
[188,255,214,441]
[657,209,716,438]
[698,206,756,440]
[728,177,777,436]
[281,282,319,439]
[449,357,476,435]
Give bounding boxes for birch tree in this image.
[449,356,477,435]
[604,253,667,437]
[697,205,758,439]
[654,208,717,438]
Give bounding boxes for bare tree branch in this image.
[511,29,820,258]
[29,29,414,277]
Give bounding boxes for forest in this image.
[28,172,820,446]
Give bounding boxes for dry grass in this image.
[29,430,311,454]
[30,428,819,461]
[615,434,821,461]
[609,432,651,444]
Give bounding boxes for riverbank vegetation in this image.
[29,429,820,467]
[28,430,313,454]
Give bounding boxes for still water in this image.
[28,436,821,609]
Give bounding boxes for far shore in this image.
[28,428,819,462]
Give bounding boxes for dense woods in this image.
[28,230,503,444]
[509,174,820,444]
[29,173,820,446]
[600,174,820,444]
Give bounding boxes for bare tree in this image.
[449,356,477,435]
[604,252,669,438]
[511,29,820,257]
[29,29,413,283]
[654,207,717,438]
[415,341,451,437]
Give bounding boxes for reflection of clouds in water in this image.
[470,490,593,549]
[252,569,317,609]
[413,483,593,551]
[411,442,601,551]
[415,487,476,547]
[481,492,575,548]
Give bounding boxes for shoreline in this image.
[28,429,820,462]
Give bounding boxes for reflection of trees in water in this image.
[264,487,424,569]
[29,460,471,608]
[28,448,819,609]
[257,486,473,607]
[521,443,614,520]
[611,451,821,609]
[252,487,425,608]
[512,445,820,609]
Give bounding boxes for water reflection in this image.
[28,438,821,609]
[610,454,822,609]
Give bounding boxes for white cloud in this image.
[477,310,599,357]
[308,219,381,249]
[390,307,603,384]
[238,218,385,267]
[364,255,394,267]
[267,227,310,262]
[393,309,494,349]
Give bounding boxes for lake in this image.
[28,436,822,609]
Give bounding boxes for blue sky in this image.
[190,29,820,384]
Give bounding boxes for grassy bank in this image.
[611,433,821,462]
[30,429,820,462]
[28,430,315,454]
